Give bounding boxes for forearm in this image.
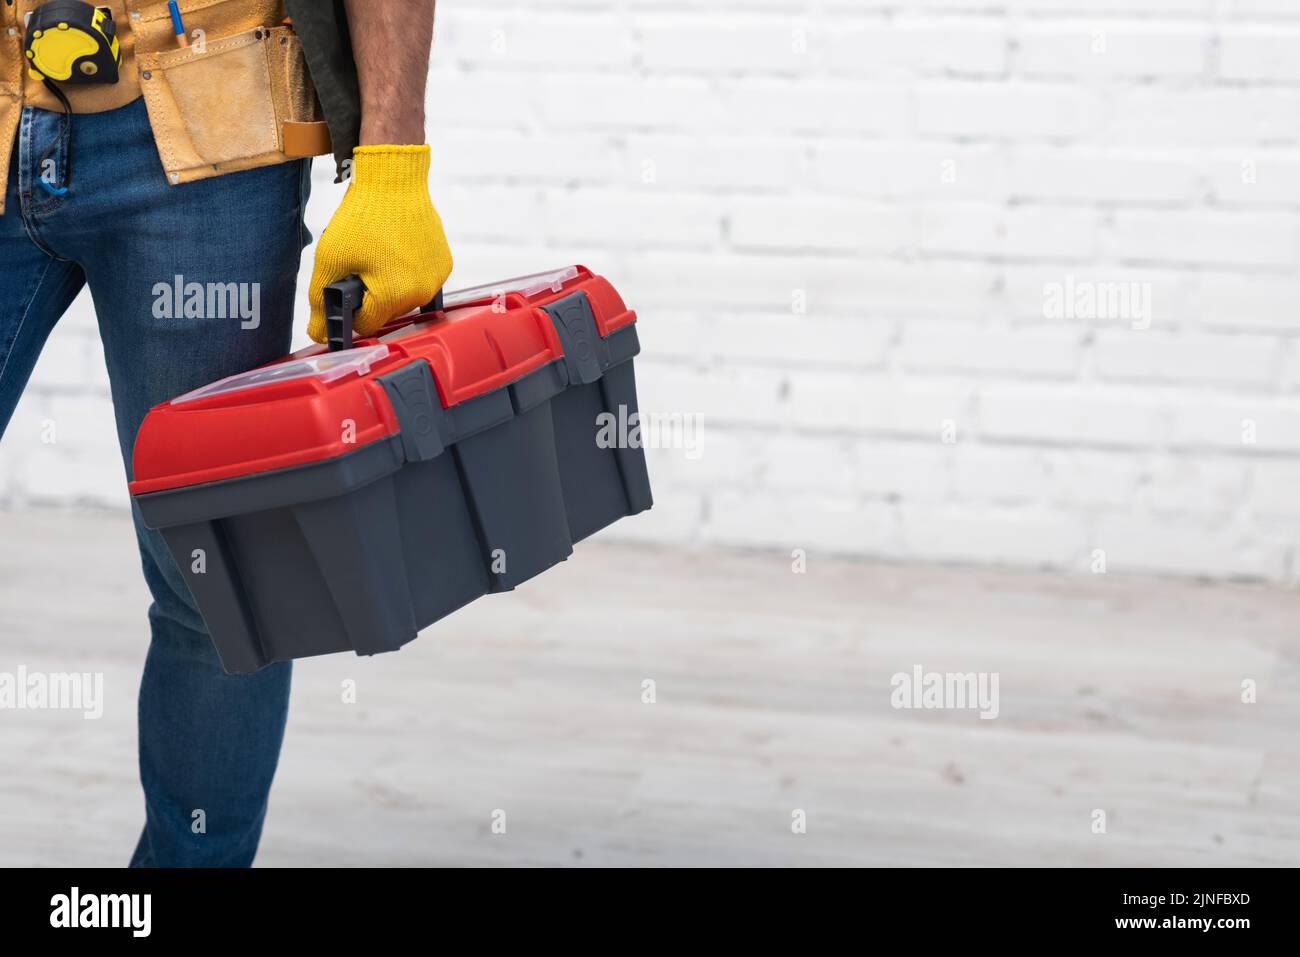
[342,0,436,146]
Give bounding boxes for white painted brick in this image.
[979,386,1167,446]
[1137,457,1249,513]
[824,261,998,317]
[542,189,721,248]
[759,434,864,496]
[1089,331,1281,388]
[637,16,814,76]
[630,314,707,362]
[624,135,806,193]
[813,143,1008,201]
[1109,210,1298,267]
[1016,0,1212,12]
[2,390,50,463]
[917,82,1096,139]
[900,505,1088,567]
[57,290,99,338]
[23,329,101,392]
[1251,460,1300,518]
[1017,22,1208,79]
[1281,340,1300,395]
[874,0,1001,8]
[440,243,579,292]
[720,80,910,136]
[539,74,726,132]
[639,430,758,490]
[622,252,996,317]
[629,0,808,9]
[1003,206,1099,259]
[1251,518,1300,585]
[1219,28,1300,83]
[48,394,119,450]
[1224,0,1300,15]
[640,312,893,368]
[901,322,1081,377]
[706,490,899,556]
[1094,515,1285,579]
[828,18,1008,77]
[1190,272,1300,333]
[1170,398,1300,452]
[730,197,915,254]
[919,204,1097,260]
[19,444,127,508]
[636,362,785,427]
[431,131,619,185]
[786,373,976,438]
[755,434,948,505]
[1206,152,1300,207]
[439,186,544,244]
[1007,148,1200,204]
[952,445,1051,503]
[425,69,540,132]
[1044,450,1143,508]
[620,252,829,313]
[855,442,955,502]
[1003,266,1184,328]
[1043,450,1243,515]
[441,13,635,70]
[1107,89,1300,146]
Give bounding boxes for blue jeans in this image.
[0,99,310,866]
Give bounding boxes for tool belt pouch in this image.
[137,24,329,185]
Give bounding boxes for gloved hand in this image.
[308,144,453,344]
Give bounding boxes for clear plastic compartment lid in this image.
[171,345,391,405]
[442,266,579,309]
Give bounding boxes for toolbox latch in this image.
[542,291,610,386]
[377,360,445,462]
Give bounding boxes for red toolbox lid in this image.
[129,266,636,496]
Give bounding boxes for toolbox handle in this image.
[323,275,366,353]
[324,277,447,353]
[421,288,446,317]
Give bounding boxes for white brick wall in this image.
[5,0,1300,583]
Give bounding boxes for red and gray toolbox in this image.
[129,266,652,674]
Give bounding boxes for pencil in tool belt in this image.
[168,1,189,47]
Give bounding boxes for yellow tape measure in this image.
[24,1,121,84]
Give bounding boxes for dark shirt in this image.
[285,0,360,181]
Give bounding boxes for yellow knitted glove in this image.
[307,145,453,344]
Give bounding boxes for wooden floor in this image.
[0,508,1297,867]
